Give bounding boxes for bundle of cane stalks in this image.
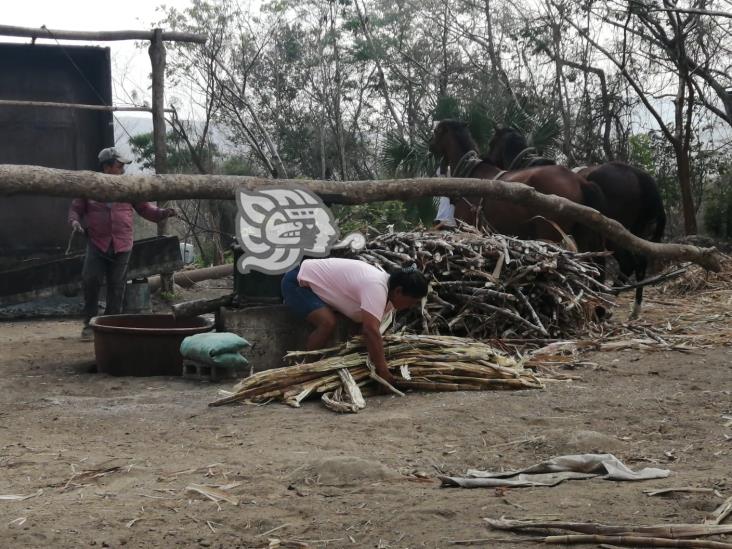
[339,226,613,339]
[210,334,543,413]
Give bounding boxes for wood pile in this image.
[210,334,543,412]
[338,227,613,339]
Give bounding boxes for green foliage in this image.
[380,133,436,178]
[128,131,218,174]
[628,134,655,174]
[628,132,681,230]
[222,156,256,176]
[704,186,732,238]
[332,201,429,235]
[128,133,155,170]
[159,291,180,302]
[434,96,461,120]
[703,162,732,238]
[465,102,495,150]
[527,115,562,155]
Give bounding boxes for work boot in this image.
[80,324,94,341]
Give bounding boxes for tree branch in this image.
[0,164,722,271]
[352,0,407,137]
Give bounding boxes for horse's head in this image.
[486,127,528,169]
[429,120,478,171]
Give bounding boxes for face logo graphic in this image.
[235,187,365,275]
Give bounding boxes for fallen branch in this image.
[0,164,722,271]
[610,267,689,294]
[484,518,732,538]
[644,487,719,497]
[543,534,732,548]
[706,496,732,525]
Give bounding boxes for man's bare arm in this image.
[361,312,395,383]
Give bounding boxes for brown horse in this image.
[429,120,606,249]
[486,127,667,317]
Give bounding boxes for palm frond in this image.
[529,114,562,154]
[380,133,436,178]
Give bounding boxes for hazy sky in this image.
[3,0,197,113]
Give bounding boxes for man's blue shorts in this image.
[281,267,327,319]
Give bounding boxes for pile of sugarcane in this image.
[209,334,543,412]
[339,227,613,339]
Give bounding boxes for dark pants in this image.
[82,243,132,324]
[281,267,327,319]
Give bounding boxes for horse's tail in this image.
[580,178,608,215]
[575,177,608,254]
[633,167,666,243]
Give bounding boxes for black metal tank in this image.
[0,42,114,263]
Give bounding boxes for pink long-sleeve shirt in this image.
[68,199,168,253]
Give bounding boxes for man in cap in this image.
[69,147,177,340]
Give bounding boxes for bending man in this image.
[282,258,428,384]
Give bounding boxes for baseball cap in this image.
[98,147,132,165]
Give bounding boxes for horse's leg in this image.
[630,255,648,320]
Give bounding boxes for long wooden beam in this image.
[0,164,723,272]
[0,99,174,113]
[0,24,206,44]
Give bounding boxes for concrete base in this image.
[217,305,357,372]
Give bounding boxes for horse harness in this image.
[450,151,507,227]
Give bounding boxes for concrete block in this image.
[217,305,356,372]
[182,359,242,382]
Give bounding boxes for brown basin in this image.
[90,314,214,376]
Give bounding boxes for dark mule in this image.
[429,120,606,249]
[487,127,667,318]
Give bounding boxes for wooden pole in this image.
[0,24,205,43]
[0,164,724,272]
[0,99,173,113]
[172,294,234,319]
[148,28,174,294]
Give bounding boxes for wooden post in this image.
[149,28,174,294]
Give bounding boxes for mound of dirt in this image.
[288,456,400,487]
[545,429,625,454]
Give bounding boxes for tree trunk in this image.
[149,29,174,293]
[0,164,723,272]
[676,146,697,235]
[551,22,575,163]
[330,2,347,181]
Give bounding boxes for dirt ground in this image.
[0,285,730,548]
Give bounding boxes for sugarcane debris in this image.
[210,334,543,412]
[659,257,732,297]
[482,517,732,548]
[338,227,613,339]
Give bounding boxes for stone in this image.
[564,430,624,453]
